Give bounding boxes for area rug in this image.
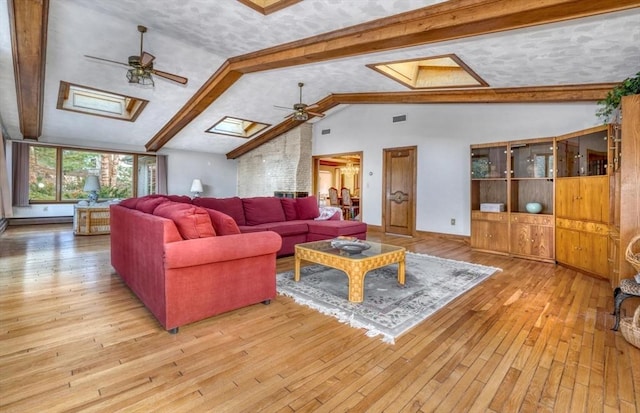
[276,252,501,344]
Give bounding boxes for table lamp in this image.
[83,175,100,204]
[190,179,203,198]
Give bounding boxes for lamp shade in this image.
[83,175,101,192]
[190,179,203,194]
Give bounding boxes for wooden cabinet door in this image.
[510,222,531,256]
[531,225,554,259]
[555,178,579,219]
[556,228,580,267]
[471,220,489,250]
[472,220,508,252]
[511,223,554,259]
[581,233,609,277]
[580,176,609,222]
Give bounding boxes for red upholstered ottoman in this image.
[306,220,367,241]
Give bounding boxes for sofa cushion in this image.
[166,195,193,204]
[205,208,241,236]
[280,198,299,221]
[240,221,308,237]
[136,196,169,214]
[296,196,320,220]
[119,197,140,209]
[193,197,246,226]
[154,202,216,239]
[243,197,286,226]
[306,220,367,237]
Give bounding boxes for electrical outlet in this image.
[450,218,456,225]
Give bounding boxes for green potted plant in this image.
[597,71,640,123]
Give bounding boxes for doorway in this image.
[312,152,363,220]
[382,146,417,236]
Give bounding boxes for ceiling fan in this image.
[84,25,188,87]
[275,82,325,121]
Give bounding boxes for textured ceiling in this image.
[0,1,639,155]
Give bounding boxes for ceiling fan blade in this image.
[84,55,129,67]
[140,52,155,67]
[151,69,188,85]
[307,104,319,109]
[283,112,295,119]
[307,111,325,117]
[274,105,293,111]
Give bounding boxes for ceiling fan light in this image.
[294,111,308,121]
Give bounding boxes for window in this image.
[56,81,148,121]
[367,54,488,89]
[28,144,156,203]
[206,116,270,139]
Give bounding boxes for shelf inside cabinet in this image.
[510,179,553,214]
[471,179,507,211]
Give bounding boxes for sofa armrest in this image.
[164,231,282,269]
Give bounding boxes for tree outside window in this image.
[28,145,155,202]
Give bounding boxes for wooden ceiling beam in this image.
[228,0,640,73]
[145,62,242,152]
[331,83,619,104]
[226,83,617,159]
[149,0,640,152]
[8,0,49,140]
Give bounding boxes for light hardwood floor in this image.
[1,224,638,412]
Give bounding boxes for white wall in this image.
[163,149,237,198]
[312,102,602,236]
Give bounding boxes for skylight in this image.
[206,116,270,139]
[367,54,488,89]
[236,0,301,15]
[56,81,148,121]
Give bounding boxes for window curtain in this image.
[0,135,13,217]
[156,154,167,195]
[12,142,29,207]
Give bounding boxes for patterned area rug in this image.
[276,252,501,344]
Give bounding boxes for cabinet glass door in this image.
[556,129,608,177]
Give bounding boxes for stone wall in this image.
[237,124,312,197]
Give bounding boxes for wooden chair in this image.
[341,187,358,220]
[328,187,340,207]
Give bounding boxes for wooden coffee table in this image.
[294,240,406,303]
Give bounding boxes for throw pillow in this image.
[205,208,241,236]
[281,198,299,220]
[119,197,140,209]
[242,197,286,225]
[136,196,169,214]
[192,197,246,226]
[296,195,320,220]
[154,202,216,239]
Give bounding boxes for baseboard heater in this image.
[9,216,73,226]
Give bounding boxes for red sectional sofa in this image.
[110,195,282,333]
[191,195,367,256]
[110,194,367,332]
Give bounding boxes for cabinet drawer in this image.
[472,211,507,222]
[511,213,553,226]
[556,218,608,234]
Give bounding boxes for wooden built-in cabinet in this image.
[609,95,640,287]
[471,96,639,281]
[555,126,611,278]
[470,138,555,262]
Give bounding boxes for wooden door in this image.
[581,232,609,277]
[383,146,416,236]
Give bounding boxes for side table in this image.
[73,205,111,235]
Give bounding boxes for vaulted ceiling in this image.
[1,0,639,159]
